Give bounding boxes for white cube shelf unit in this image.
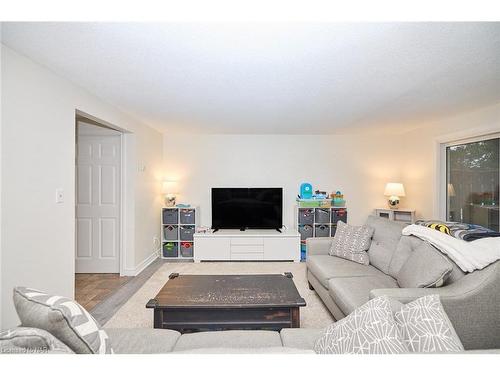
[296,206,348,242]
[161,207,199,259]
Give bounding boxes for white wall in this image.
[1,45,163,329]
[164,103,500,230]
[163,134,403,227]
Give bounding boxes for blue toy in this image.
[299,183,313,199]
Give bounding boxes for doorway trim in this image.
[75,110,134,276]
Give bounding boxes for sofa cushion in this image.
[0,327,74,354]
[314,296,408,354]
[397,242,453,288]
[280,328,323,350]
[106,328,180,354]
[328,275,398,315]
[329,221,374,265]
[365,215,407,274]
[394,295,464,353]
[173,330,282,351]
[389,235,465,285]
[13,286,112,354]
[387,235,421,278]
[306,255,385,289]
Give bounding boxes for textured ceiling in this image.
[2,22,500,134]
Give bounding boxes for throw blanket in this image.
[415,220,500,242]
[402,225,500,273]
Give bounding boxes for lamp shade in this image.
[162,181,179,194]
[384,183,405,197]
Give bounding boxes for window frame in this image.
[439,132,500,225]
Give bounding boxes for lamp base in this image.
[164,195,176,207]
[387,196,400,209]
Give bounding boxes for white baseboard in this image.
[121,251,159,277]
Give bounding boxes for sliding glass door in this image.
[446,136,499,231]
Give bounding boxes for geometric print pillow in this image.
[394,295,464,353]
[314,296,409,354]
[13,287,113,354]
[329,220,374,265]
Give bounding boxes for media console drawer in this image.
[230,245,264,253]
[230,237,264,246]
[231,252,264,260]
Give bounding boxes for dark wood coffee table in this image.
[146,272,306,333]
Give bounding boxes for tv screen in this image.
[211,188,283,230]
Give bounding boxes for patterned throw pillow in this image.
[394,295,464,353]
[314,296,408,354]
[329,220,374,265]
[13,287,113,354]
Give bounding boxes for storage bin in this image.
[333,198,346,207]
[162,242,178,258]
[180,242,194,257]
[315,224,330,237]
[315,208,330,223]
[180,225,195,241]
[332,209,347,224]
[163,225,178,240]
[298,208,314,225]
[162,208,178,224]
[330,225,337,237]
[298,224,313,240]
[179,209,196,224]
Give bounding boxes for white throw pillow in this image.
[329,221,374,265]
[394,295,464,353]
[314,296,408,354]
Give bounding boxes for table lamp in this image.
[162,181,179,207]
[384,183,405,209]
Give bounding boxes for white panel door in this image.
[76,135,121,273]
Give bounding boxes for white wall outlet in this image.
[55,188,64,203]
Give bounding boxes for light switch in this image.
[56,189,64,203]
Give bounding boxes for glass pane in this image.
[446,138,499,231]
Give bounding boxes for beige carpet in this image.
[104,261,334,329]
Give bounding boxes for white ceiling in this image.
[2,22,500,134]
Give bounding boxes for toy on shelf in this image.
[299,183,313,199]
[313,190,328,199]
[331,191,346,207]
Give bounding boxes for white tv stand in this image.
[193,228,300,262]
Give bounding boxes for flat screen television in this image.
[211,188,283,230]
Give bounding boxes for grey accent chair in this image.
[306,215,500,350]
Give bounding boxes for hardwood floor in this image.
[75,273,132,311]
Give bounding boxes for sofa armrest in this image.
[369,262,500,350]
[0,327,74,354]
[306,237,333,256]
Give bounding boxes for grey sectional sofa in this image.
[306,215,500,351]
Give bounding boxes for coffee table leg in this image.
[153,309,163,329]
[291,307,300,328]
